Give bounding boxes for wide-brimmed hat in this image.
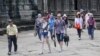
[89,13,93,17]
[57,13,61,17]
[8,19,13,22]
[76,12,81,15]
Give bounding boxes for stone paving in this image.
[0,28,100,56]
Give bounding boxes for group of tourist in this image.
[75,11,96,40]
[34,13,68,54]
[6,11,96,55]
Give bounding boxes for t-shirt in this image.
[74,17,83,29]
[35,18,43,29]
[48,17,55,30]
[88,18,95,26]
[42,20,48,32]
[55,19,65,34]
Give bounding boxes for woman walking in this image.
[87,14,96,40]
[41,15,51,54]
[55,13,66,52]
[35,14,43,40]
[62,14,68,34]
[74,12,83,40]
[48,13,56,47]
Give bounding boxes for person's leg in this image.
[56,34,60,44]
[12,36,17,52]
[56,34,62,51]
[91,28,94,40]
[44,32,51,53]
[79,29,82,38]
[77,29,81,40]
[37,29,41,40]
[59,33,64,51]
[41,33,45,54]
[65,25,68,34]
[8,36,12,55]
[50,29,56,47]
[88,27,91,38]
[50,29,53,40]
[77,29,80,38]
[46,37,51,53]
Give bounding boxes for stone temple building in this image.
[0,0,100,29]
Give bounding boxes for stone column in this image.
[37,0,43,11]
[34,0,38,5]
[64,0,69,11]
[56,0,61,11]
[43,0,48,12]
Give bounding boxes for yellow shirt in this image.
[7,24,18,35]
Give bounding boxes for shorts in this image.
[42,32,48,38]
[56,33,64,42]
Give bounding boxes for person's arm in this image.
[94,19,97,29]
[81,18,83,29]
[87,19,89,28]
[74,18,76,28]
[14,25,18,38]
[63,20,66,29]
[54,20,56,33]
[6,26,9,36]
[34,19,37,30]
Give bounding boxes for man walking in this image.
[7,19,18,55]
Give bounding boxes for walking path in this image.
[0,28,100,56]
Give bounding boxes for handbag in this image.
[75,23,80,29]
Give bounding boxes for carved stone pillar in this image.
[43,0,48,12]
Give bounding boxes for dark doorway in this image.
[74,0,78,10]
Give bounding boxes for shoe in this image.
[79,38,81,40]
[39,52,43,55]
[8,52,11,55]
[14,51,18,54]
[48,51,51,54]
[54,41,56,47]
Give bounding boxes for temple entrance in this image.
[74,0,78,10]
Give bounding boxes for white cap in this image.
[63,14,67,17]
[38,14,42,17]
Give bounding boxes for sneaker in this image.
[79,38,81,40]
[48,51,51,54]
[8,52,11,55]
[14,51,18,54]
[39,52,43,55]
[54,41,56,47]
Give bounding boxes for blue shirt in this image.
[48,17,55,30]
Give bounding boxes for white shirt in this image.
[85,13,90,26]
[42,20,48,32]
[74,17,83,29]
